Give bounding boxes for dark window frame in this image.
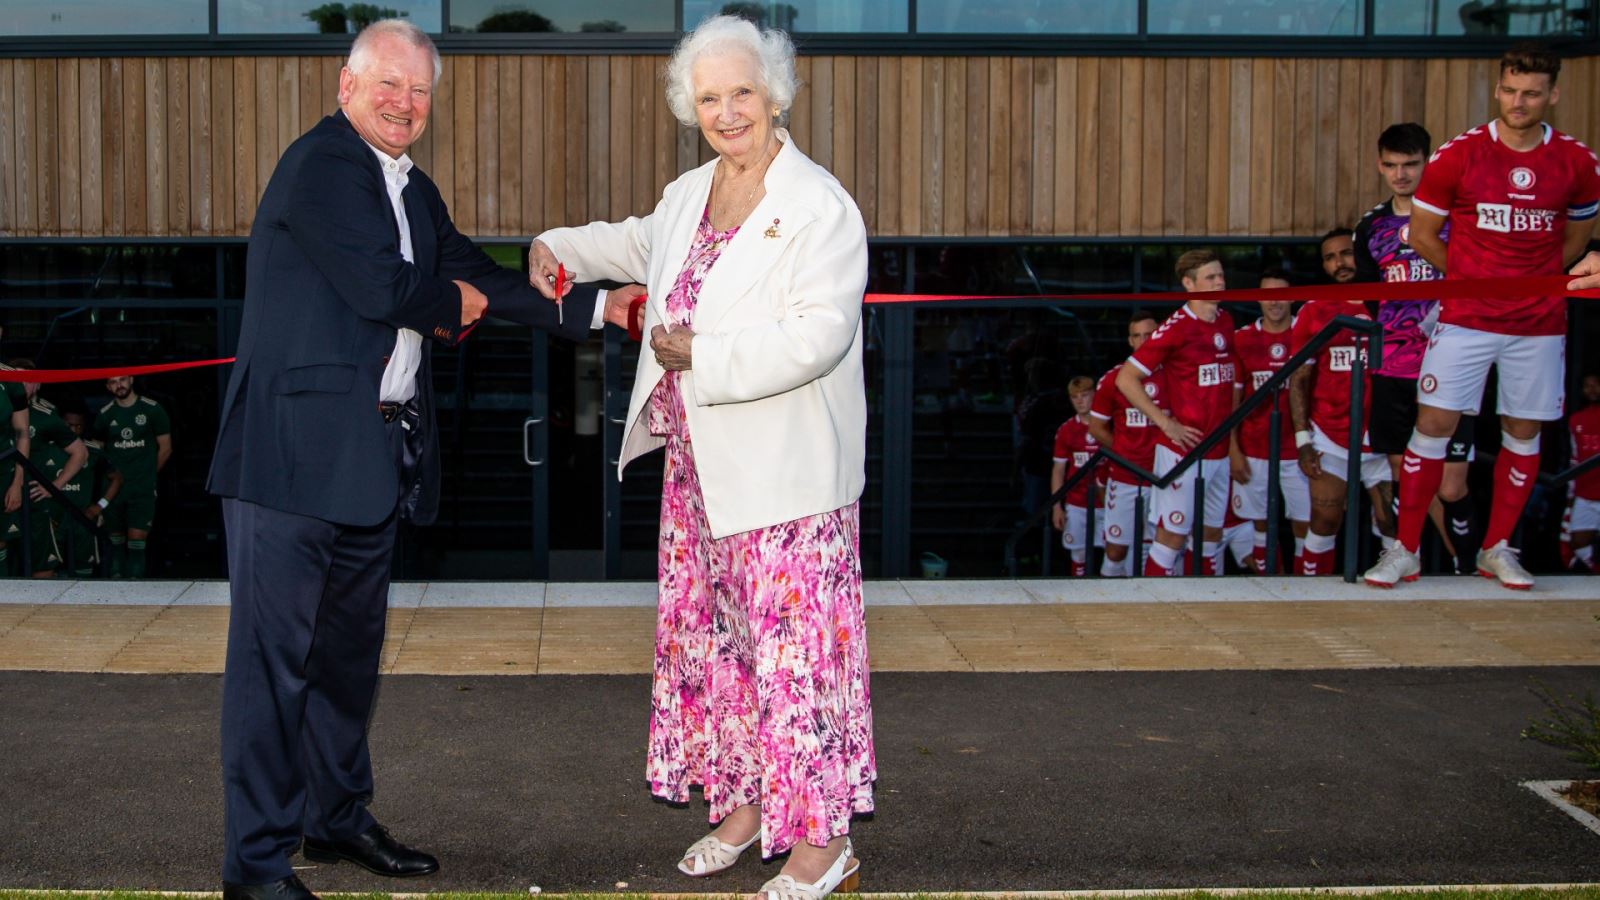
[2,0,1595,57]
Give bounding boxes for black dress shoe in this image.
[301,823,439,877]
[222,874,317,900]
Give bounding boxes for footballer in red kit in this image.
[1088,311,1164,577]
[1559,374,1600,572]
[1117,250,1238,577]
[1367,44,1600,590]
[1229,277,1311,572]
[1290,237,1397,577]
[1052,376,1104,577]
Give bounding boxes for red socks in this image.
[1396,432,1450,553]
[1480,432,1541,550]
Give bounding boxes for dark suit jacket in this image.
[207,111,596,528]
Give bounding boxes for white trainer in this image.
[1363,544,1421,588]
[1476,540,1534,591]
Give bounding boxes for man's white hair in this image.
[664,14,797,128]
[347,18,441,87]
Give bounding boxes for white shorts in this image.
[1223,518,1256,565]
[1101,480,1155,547]
[1153,445,1230,537]
[1416,323,1565,421]
[1570,496,1600,535]
[1312,424,1390,489]
[1061,503,1107,552]
[1230,457,1312,523]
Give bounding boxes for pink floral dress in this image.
[643,207,876,857]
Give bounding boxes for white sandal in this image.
[756,838,859,900]
[677,829,760,877]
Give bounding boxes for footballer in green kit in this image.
[95,375,171,578]
[59,408,123,577]
[21,390,89,577]
[0,367,31,577]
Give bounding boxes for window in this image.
[218,0,442,34]
[681,0,907,32]
[449,0,674,32]
[1146,0,1362,35]
[916,0,1137,34]
[1374,0,1593,36]
[4,0,207,34]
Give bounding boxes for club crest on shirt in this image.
[135,414,147,426]
[1399,223,1410,245]
[1212,333,1227,351]
[1420,374,1439,394]
[1144,382,1159,397]
[1270,343,1286,359]
[1509,167,1536,190]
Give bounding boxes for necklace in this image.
[711,145,777,232]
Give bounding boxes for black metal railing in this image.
[0,448,110,579]
[1005,313,1382,581]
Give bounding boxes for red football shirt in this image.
[1570,404,1600,501]
[1129,303,1237,461]
[1412,120,1600,336]
[1234,318,1297,460]
[1291,300,1375,450]
[1090,363,1167,485]
[1052,415,1099,506]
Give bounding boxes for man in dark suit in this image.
[207,19,620,900]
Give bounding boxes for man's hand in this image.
[528,240,572,300]
[607,284,646,330]
[454,280,488,327]
[29,481,62,503]
[3,482,19,514]
[1297,444,1323,480]
[650,324,694,371]
[1568,250,1600,291]
[1157,413,1204,450]
[1051,504,1065,531]
[85,504,103,523]
[1230,449,1251,484]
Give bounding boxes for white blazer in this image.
[536,131,868,539]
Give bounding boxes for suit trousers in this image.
[219,415,409,883]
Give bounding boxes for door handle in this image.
[523,416,545,467]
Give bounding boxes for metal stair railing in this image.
[0,447,110,579]
[1005,314,1383,582]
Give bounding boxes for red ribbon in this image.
[865,273,1600,306]
[0,357,236,383]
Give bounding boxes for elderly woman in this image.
[528,14,874,900]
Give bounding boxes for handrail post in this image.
[1265,387,1283,575]
[1192,467,1206,575]
[1343,330,1367,584]
[1133,487,1146,576]
[1086,479,1098,577]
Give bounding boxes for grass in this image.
[3,883,1600,890]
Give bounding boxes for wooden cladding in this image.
[2,54,1597,239]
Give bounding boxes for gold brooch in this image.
[764,218,781,239]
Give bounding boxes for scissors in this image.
[555,263,566,325]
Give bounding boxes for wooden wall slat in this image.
[941,57,964,236]
[78,60,101,235]
[56,59,79,234]
[922,57,943,237]
[1051,58,1076,236]
[1182,59,1209,235]
[1028,57,1052,236]
[34,59,58,234]
[4,53,1598,240]
[1139,57,1164,237]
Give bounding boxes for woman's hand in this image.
[527,239,568,300]
[651,324,695,371]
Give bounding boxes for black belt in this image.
[379,401,403,423]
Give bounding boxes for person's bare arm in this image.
[1561,217,1598,269]
[1290,366,1321,479]
[1407,207,1449,274]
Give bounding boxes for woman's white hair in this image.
[664,14,798,128]
[348,18,442,87]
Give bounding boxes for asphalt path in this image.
[2,668,1598,893]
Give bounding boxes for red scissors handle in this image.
[627,294,648,342]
